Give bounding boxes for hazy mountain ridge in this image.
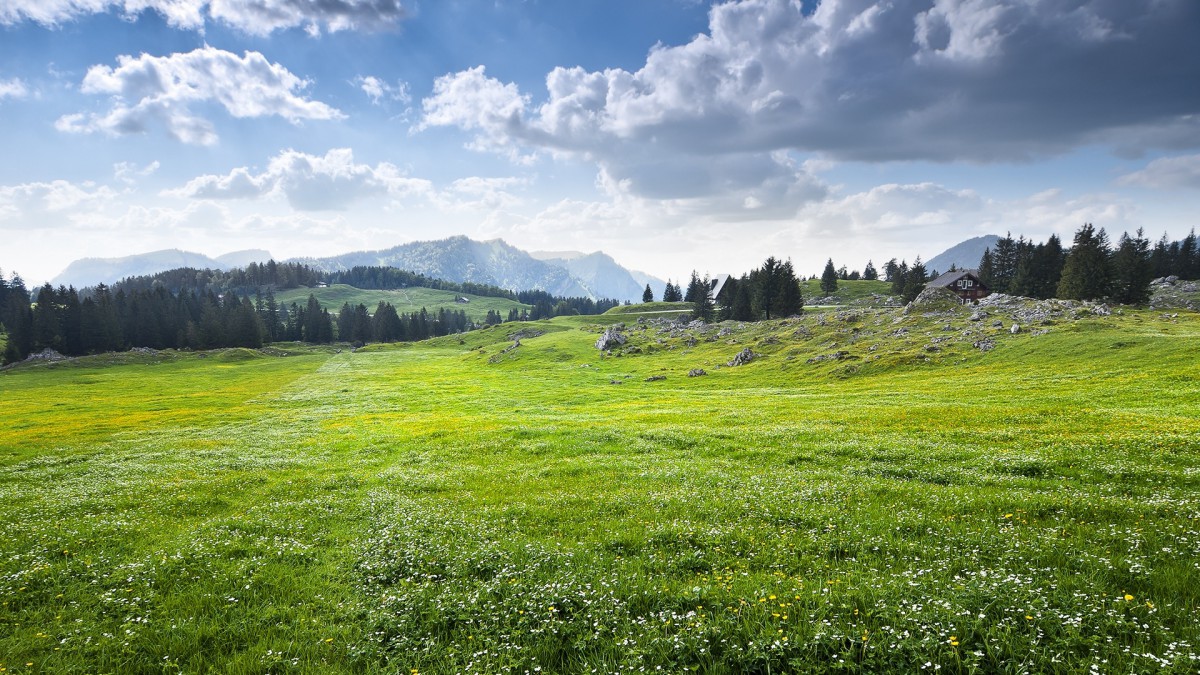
[293,236,598,298]
[536,251,667,303]
[926,235,1000,275]
[51,249,273,288]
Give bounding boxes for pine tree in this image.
[642,284,653,303]
[1057,223,1112,300]
[1110,229,1153,305]
[691,273,715,323]
[730,274,754,321]
[977,249,996,290]
[862,260,878,280]
[776,260,804,317]
[820,259,838,294]
[901,258,927,303]
[890,260,909,296]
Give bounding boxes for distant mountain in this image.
[214,249,273,269]
[51,248,273,288]
[536,251,667,303]
[925,235,1000,275]
[294,236,598,298]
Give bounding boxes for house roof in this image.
[927,269,983,288]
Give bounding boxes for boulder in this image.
[645,375,667,382]
[687,369,707,377]
[727,347,757,367]
[595,327,627,351]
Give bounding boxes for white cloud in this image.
[168,147,431,210]
[420,0,1200,168]
[797,182,985,239]
[1117,154,1200,191]
[0,180,118,225]
[355,75,411,105]
[0,77,28,100]
[0,0,409,34]
[57,46,343,145]
[113,160,161,184]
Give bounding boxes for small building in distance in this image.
[927,269,990,304]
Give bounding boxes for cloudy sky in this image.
[1,0,1198,285]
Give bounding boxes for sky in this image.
[1,0,1198,286]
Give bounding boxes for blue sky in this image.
[1,0,1198,285]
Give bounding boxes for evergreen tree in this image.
[663,280,683,302]
[977,249,996,290]
[1110,229,1153,305]
[1057,223,1112,300]
[1180,229,1199,279]
[862,260,878,281]
[754,257,781,319]
[890,260,909,296]
[730,275,755,321]
[901,258,927,303]
[684,271,703,304]
[642,284,654,303]
[776,260,804,317]
[691,273,715,323]
[1150,234,1172,278]
[820,259,839,294]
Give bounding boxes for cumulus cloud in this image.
[0,0,409,35]
[420,0,1200,168]
[0,179,118,226]
[56,46,343,145]
[169,147,431,210]
[797,182,985,239]
[0,77,28,100]
[1117,154,1200,191]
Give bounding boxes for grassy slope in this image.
[1,303,1198,673]
[276,284,531,320]
[801,278,894,304]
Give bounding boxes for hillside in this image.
[275,284,530,320]
[1,301,1197,672]
[925,234,1000,274]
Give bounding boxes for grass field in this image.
[1,299,1198,673]
[275,284,532,321]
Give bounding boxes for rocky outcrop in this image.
[727,348,757,367]
[595,327,627,351]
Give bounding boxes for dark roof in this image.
[927,269,982,288]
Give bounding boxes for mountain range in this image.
[294,237,667,302]
[48,235,998,302]
[51,249,273,288]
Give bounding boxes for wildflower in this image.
[1123,594,1134,602]
[949,636,959,647]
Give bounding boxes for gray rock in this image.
[645,375,667,382]
[687,368,707,377]
[727,347,757,367]
[1010,324,1021,334]
[595,327,627,351]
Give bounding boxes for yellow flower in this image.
[1123,594,1134,602]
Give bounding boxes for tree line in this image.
[0,276,482,364]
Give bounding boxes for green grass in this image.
[801,279,895,305]
[603,301,693,320]
[275,284,531,321]
[1,302,1198,673]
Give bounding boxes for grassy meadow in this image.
[1,299,1198,673]
[274,284,531,321]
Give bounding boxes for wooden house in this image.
[927,269,990,304]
